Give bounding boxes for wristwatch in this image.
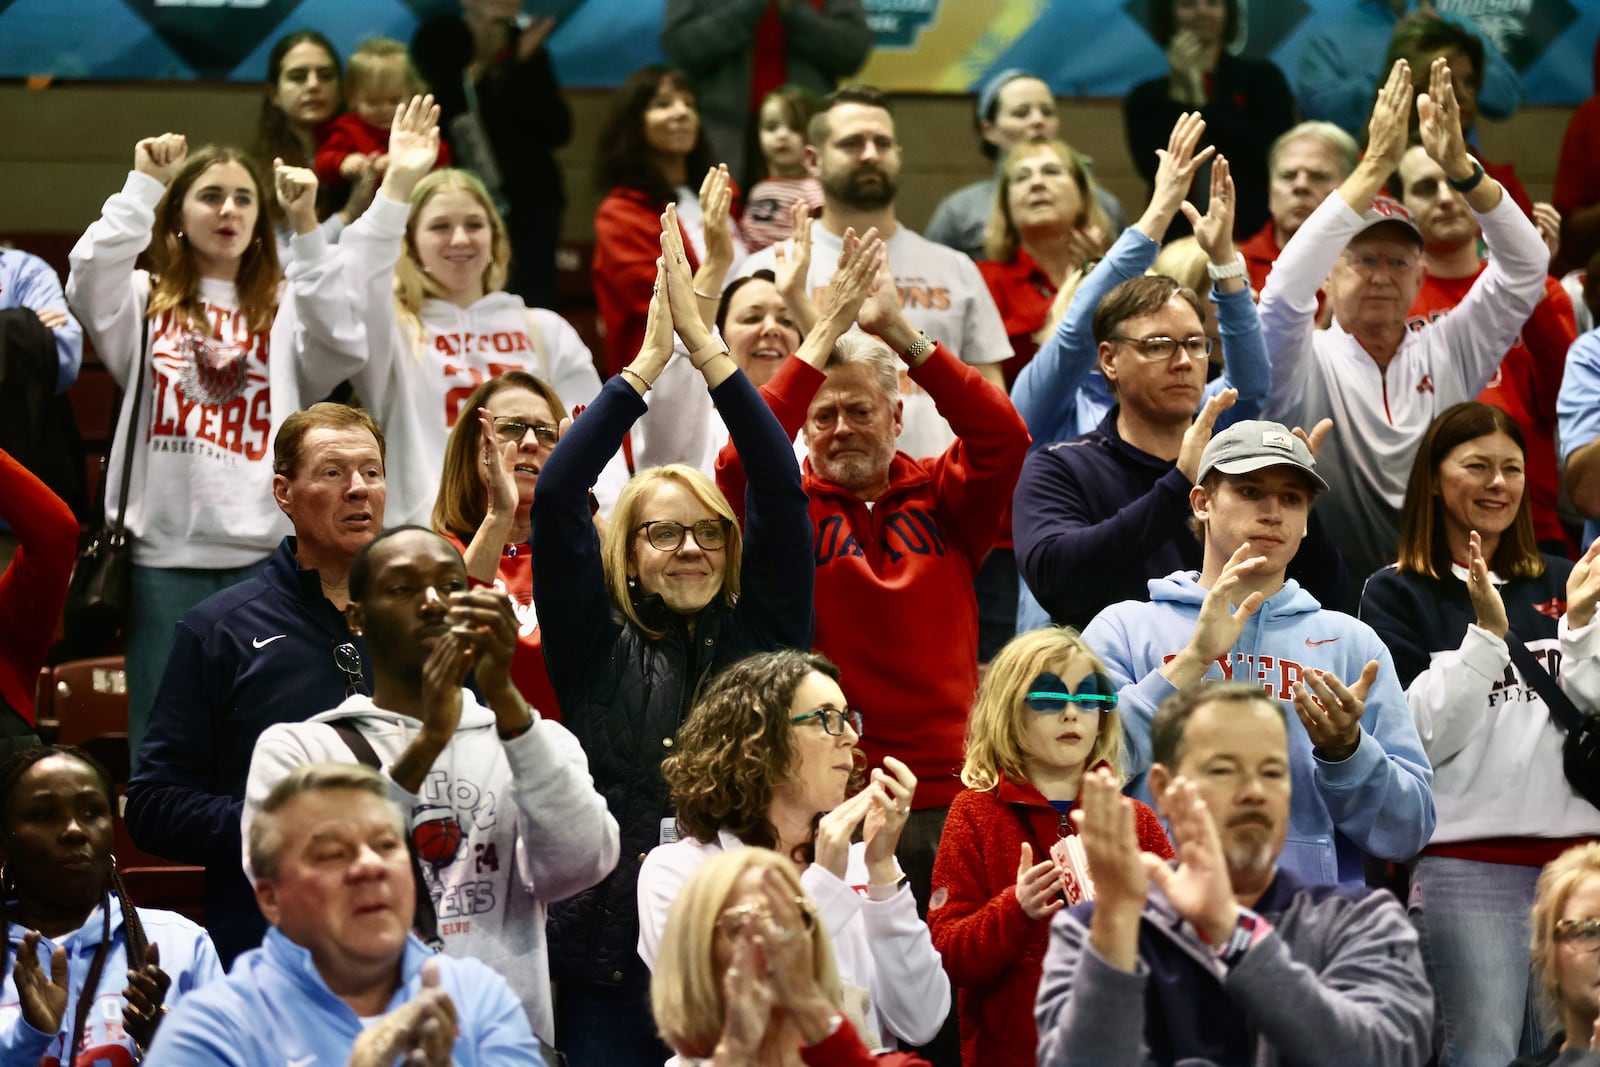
[1206,254,1247,282]
[901,332,934,362]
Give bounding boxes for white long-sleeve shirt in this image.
[339,195,626,527]
[65,171,368,568]
[1258,191,1549,587]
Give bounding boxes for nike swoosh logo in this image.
[253,635,287,649]
[1305,637,1339,647]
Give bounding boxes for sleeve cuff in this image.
[124,169,168,207]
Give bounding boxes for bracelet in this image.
[497,718,534,741]
[693,286,718,300]
[1206,253,1247,282]
[1447,160,1486,194]
[689,340,730,369]
[619,366,655,391]
[901,332,934,363]
[1212,908,1270,970]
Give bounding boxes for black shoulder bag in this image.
[1505,631,1600,810]
[63,314,149,656]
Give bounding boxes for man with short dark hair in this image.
[1081,418,1434,885]
[242,526,618,1045]
[1034,681,1433,1067]
[736,83,1012,459]
[126,402,387,966]
[148,761,547,1066]
[1258,57,1547,592]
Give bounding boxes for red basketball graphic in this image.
[411,807,464,865]
[174,332,252,405]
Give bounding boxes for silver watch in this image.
[1206,254,1247,282]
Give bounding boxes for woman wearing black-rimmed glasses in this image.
[638,648,948,1054]
[432,370,611,722]
[531,207,814,1065]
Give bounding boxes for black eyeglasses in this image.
[790,705,864,737]
[334,642,369,698]
[1107,334,1214,361]
[491,418,560,448]
[635,519,731,552]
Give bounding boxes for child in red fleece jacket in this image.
[314,38,450,195]
[929,627,1172,1067]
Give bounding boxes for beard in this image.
[1221,824,1277,882]
[812,444,891,494]
[822,164,898,211]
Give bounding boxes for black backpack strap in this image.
[1504,629,1587,736]
[328,721,444,952]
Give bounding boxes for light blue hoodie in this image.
[145,928,544,1066]
[1082,573,1435,885]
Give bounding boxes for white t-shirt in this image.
[738,220,1011,459]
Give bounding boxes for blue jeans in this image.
[1409,854,1547,1067]
[126,559,266,776]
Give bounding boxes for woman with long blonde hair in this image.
[928,627,1171,1067]
[343,111,615,527]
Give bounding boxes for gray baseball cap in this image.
[1354,194,1424,247]
[1197,419,1329,492]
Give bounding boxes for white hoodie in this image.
[340,195,627,528]
[241,692,620,1043]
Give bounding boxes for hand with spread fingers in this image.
[1292,660,1378,762]
[14,931,69,1035]
[1567,538,1600,629]
[1145,112,1216,227]
[379,94,443,204]
[1177,542,1268,668]
[1177,388,1238,484]
[1142,776,1239,946]
[1182,154,1238,277]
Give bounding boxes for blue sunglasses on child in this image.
[1024,671,1118,713]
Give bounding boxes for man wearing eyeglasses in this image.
[1013,272,1348,632]
[1256,57,1548,597]
[126,403,388,967]
[1080,419,1434,888]
[241,525,618,1050]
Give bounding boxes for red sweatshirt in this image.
[929,773,1172,1067]
[0,448,77,723]
[1409,270,1576,552]
[716,346,1030,808]
[312,112,452,190]
[592,186,700,376]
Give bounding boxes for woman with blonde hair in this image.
[638,649,948,1052]
[928,627,1171,1067]
[977,136,1112,388]
[1522,842,1600,1065]
[652,847,931,1066]
[343,121,610,527]
[530,208,814,1064]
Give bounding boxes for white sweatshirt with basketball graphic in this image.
[339,195,627,528]
[66,171,369,568]
[240,692,619,1044]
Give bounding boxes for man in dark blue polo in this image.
[125,402,385,965]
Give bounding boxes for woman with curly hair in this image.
[652,847,932,1066]
[637,649,949,1053]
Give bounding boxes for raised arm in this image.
[273,159,368,398]
[65,134,187,385]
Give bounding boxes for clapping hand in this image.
[1182,154,1237,269]
[1015,841,1067,921]
[773,199,817,333]
[1566,538,1600,629]
[347,959,457,1067]
[14,931,68,1035]
[1291,661,1378,762]
[1366,60,1413,175]
[1466,528,1509,638]
[121,942,172,1051]
[1176,388,1237,484]
[1142,776,1238,946]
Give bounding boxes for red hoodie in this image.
[716,346,1029,807]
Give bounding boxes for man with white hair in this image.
[1237,121,1359,296]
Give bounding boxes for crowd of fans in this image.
[7,0,1600,1064]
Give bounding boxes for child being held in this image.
[314,38,451,194]
[928,627,1173,1067]
[739,85,824,253]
